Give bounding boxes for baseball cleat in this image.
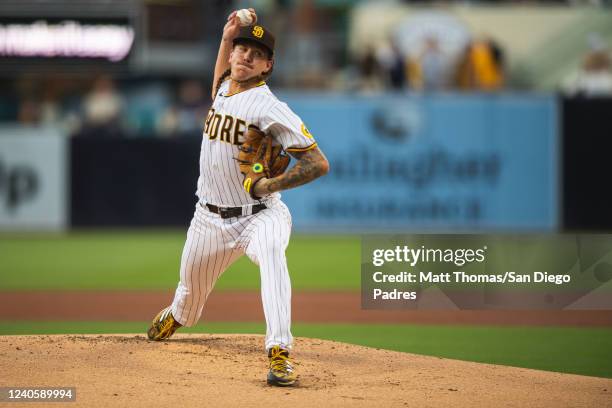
[147,306,182,341]
[267,345,297,386]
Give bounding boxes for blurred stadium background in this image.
[1,0,612,378]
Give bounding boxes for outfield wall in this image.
[0,94,609,232]
[70,136,199,227]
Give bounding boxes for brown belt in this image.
[205,203,266,219]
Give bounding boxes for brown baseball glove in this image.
[236,125,290,199]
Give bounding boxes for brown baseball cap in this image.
[233,25,275,57]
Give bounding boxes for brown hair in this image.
[213,61,274,97]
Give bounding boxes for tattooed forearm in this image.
[254,147,329,196]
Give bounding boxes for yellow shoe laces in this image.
[158,314,180,337]
[269,347,293,373]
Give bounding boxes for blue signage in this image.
[278,93,558,232]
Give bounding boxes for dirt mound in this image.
[1,334,610,407]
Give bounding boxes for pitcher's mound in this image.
[1,334,610,407]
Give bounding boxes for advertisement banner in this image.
[279,93,558,232]
[0,16,135,74]
[0,127,68,230]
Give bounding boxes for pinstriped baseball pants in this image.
[170,200,293,351]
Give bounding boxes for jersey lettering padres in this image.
[197,79,317,206]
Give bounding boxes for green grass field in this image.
[1,231,612,379]
[2,321,611,378]
[0,231,359,290]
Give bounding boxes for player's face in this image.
[230,42,272,82]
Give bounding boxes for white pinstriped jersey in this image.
[196,79,317,207]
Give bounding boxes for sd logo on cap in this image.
[233,24,275,57]
[252,26,264,38]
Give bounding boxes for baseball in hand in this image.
[236,9,254,26]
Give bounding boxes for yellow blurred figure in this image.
[456,39,504,91]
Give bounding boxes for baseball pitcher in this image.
[146,8,330,387]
